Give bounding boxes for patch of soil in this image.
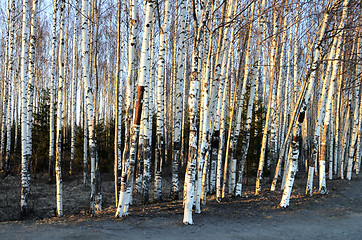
[0,170,360,223]
[0,171,361,239]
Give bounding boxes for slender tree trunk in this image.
[70,0,79,176]
[55,0,65,217]
[140,12,155,203]
[49,0,58,182]
[255,2,280,194]
[280,0,347,207]
[116,0,155,217]
[0,0,11,171]
[20,0,30,214]
[119,0,137,210]
[183,0,213,225]
[306,10,337,194]
[346,34,361,180]
[114,0,123,206]
[318,0,348,193]
[155,0,170,202]
[4,0,15,174]
[171,0,187,201]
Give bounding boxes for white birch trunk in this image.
[25,0,38,187]
[183,0,213,225]
[171,0,187,201]
[355,30,362,175]
[119,0,137,209]
[114,0,124,206]
[154,0,170,202]
[20,0,30,213]
[116,0,154,217]
[279,0,341,207]
[255,4,280,194]
[55,0,65,217]
[70,1,79,176]
[0,1,11,171]
[218,47,232,199]
[280,0,348,207]
[319,0,348,193]
[346,35,361,180]
[3,0,15,174]
[49,0,58,181]
[141,13,154,203]
[306,20,338,195]
[199,15,216,202]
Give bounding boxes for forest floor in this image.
[0,171,361,239]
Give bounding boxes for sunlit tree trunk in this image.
[355,28,362,175]
[234,1,259,196]
[319,0,348,193]
[116,0,155,217]
[198,0,228,198]
[140,12,155,203]
[255,2,280,194]
[334,55,343,177]
[155,0,170,202]
[199,13,216,203]
[347,35,361,180]
[306,11,337,194]
[219,40,234,199]
[114,0,123,206]
[171,0,187,201]
[272,3,288,172]
[183,0,213,225]
[119,0,137,209]
[280,0,348,207]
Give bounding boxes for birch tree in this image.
[155,0,170,202]
[49,0,58,181]
[171,0,187,201]
[20,0,30,213]
[114,0,123,206]
[183,0,213,225]
[318,0,349,194]
[116,0,155,217]
[3,0,15,174]
[70,0,79,176]
[55,0,65,217]
[280,0,347,207]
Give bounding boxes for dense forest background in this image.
[0,0,360,224]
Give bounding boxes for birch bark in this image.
[171,0,187,200]
[155,0,170,201]
[318,0,348,193]
[70,3,78,176]
[114,0,123,206]
[280,0,347,207]
[116,0,155,217]
[20,0,30,213]
[55,0,65,217]
[3,0,15,174]
[49,0,58,182]
[183,0,213,224]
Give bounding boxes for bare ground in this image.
[0,172,361,239]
